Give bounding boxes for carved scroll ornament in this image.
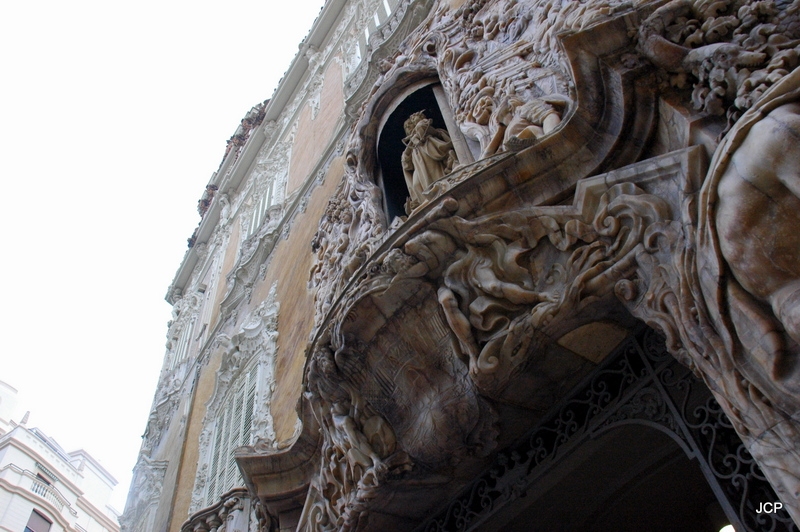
[299,0,800,529]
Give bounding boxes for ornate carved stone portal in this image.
[239,0,800,530]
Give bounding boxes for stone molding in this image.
[120,456,168,532]
[190,284,280,514]
[298,0,800,529]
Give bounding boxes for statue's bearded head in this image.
[403,111,428,135]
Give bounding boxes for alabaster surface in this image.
[226,0,800,530]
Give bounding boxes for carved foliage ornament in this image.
[303,0,800,528]
[638,0,800,127]
[191,285,280,514]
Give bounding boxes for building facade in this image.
[121,0,800,530]
[0,381,120,532]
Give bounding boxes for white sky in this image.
[0,0,325,513]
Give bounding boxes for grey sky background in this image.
[0,0,325,511]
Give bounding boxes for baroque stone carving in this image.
[286,0,800,529]
[401,111,458,208]
[220,205,283,318]
[191,285,280,514]
[691,66,800,518]
[344,0,437,114]
[309,154,386,330]
[404,0,641,158]
[638,0,800,126]
[120,456,169,532]
[302,342,413,531]
[384,149,697,406]
[311,0,652,338]
[183,488,252,532]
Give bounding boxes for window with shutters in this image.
[246,179,275,238]
[204,365,258,505]
[191,284,278,514]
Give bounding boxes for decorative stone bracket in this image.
[299,134,800,527]
[255,1,800,529]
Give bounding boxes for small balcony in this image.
[29,474,69,512]
[0,464,78,517]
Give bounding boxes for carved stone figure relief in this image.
[639,0,800,127]
[240,0,800,530]
[691,67,800,517]
[402,0,641,158]
[401,110,458,208]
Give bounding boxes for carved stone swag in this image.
[239,0,800,530]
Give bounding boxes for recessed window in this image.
[205,365,257,505]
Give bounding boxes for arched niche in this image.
[376,79,476,221]
[348,67,475,224]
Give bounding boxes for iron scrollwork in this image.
[418,327,798,532]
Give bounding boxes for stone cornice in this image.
[0,431,86,499]
[166,0,348,306]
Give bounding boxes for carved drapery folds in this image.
[282,0,800,530]
[692,67,800,517]
[401,111,458,208]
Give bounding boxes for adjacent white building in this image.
[0,381,120,532]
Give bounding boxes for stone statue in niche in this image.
[401,111,458,211]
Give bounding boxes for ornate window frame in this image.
[190,284,280,513]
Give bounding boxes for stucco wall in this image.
[260,157,345,441]
[287,61,345,196]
